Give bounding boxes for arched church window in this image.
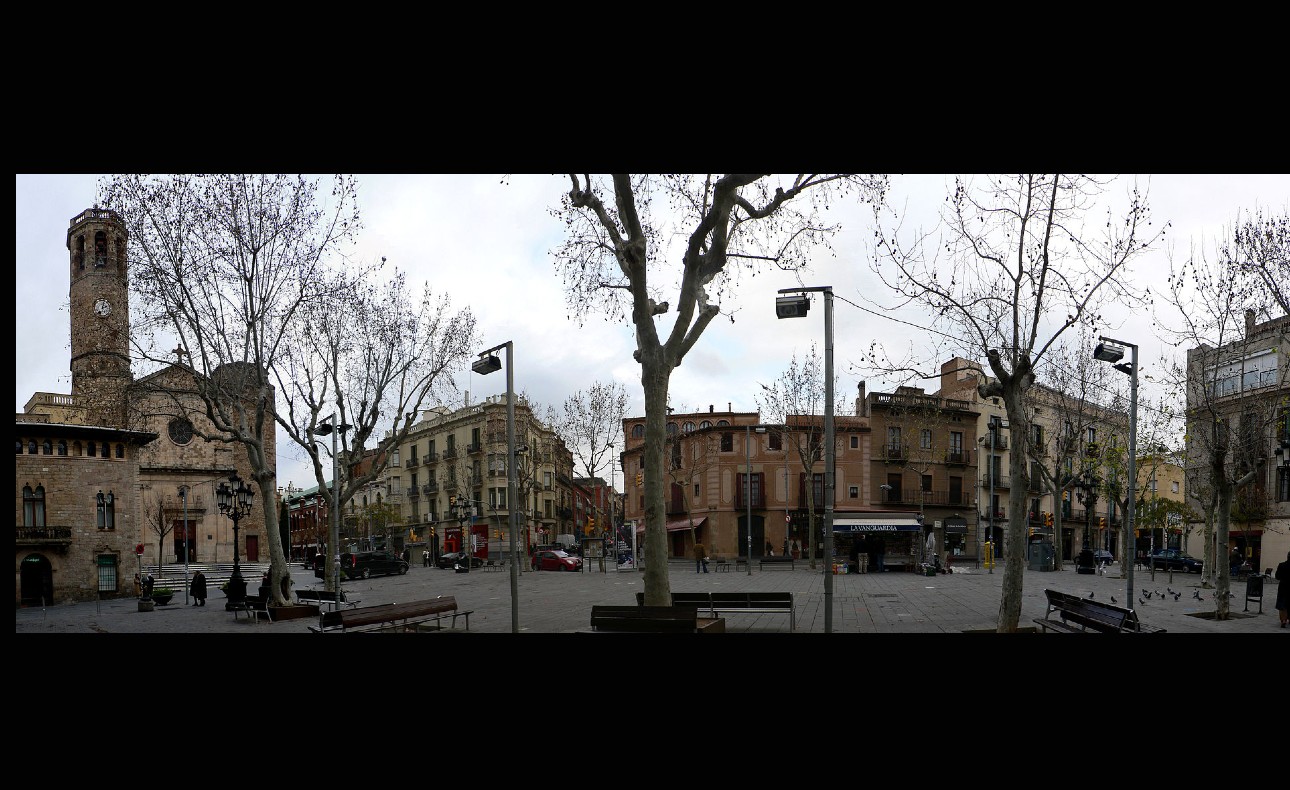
[94,232,108,267]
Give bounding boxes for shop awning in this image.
[943,517,968,534]
[831,515,923,533]
[635,517,708,533]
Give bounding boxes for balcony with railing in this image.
[443,447,458,459]
[985,434,1008,451]
[406,487,420,498]
[979,507,1007,522]
[945,450,968,465]
[426,451,439,462]
[882,443,906,460]
[467,442,483,454]
[1084,443,1100,458]
[733,491,767,510]
[408,456,420,467]
[16,526,74,545]
[422,483,437,495]
[981,473,1011,489]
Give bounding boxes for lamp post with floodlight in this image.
[472,342,520,633]
[776,285,835,633]
[316,414,353,599]
[1093,337,1137,609]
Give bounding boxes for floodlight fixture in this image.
[775,294,810,319]
[472,354,502,375]
[1093,342,1125,363]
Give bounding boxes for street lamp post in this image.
[316,414,353,601]
[985,415,1007,574]
[473,341,520,633]
[215,473,255,602]
[179,485,190,605]
[1094,337,1138,610]
[776,285,835,632]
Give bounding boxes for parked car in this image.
[532,549,583,572]
[435,551,484,569]
[1144,549,1204,573]
[1092,549,1114,566]
[336,551,409,580]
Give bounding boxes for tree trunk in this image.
[640,353,673,606]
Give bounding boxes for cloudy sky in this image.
[15,174,1289,491]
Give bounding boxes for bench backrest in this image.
[318,611,344,629]
[1044,589,1131,632]
[591,605,698,632]
[747,592,793,607]
[339,598,456,629]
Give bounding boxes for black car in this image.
[435,551,485,569]
[1092,549,1114,566]
[1144,549,1204,573]
[333,551,409,580]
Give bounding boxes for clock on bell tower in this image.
[68,207,133,427]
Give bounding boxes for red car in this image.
[532,549,582,572]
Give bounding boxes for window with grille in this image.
[97,555,118,593]
[23,485,46,526]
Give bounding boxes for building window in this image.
[42,440,52,455]
[949,476,963,505]
[100,443,109,458]
[168,417,194,445]
[682,421,695,433]
[670,441,682,470]
[1032,424,1044,447]
[632,424,644,439]
[1171,481,1179,494]
[96,490,115,530]
[721,433,733,452]
[28,439,38,454]
[1086,426,1096,445]
[699,420,712,430]
[115,443,125,459]
[920,430,932,450]
[58,440,67,456]
[666,423,678,437]
[850,435,859,449]
[769,432,782,451]
[23,485,46,526]
[737,473,765,509]
[922,475,932,492]
[97,555,118,593]
[1277,467,1290,502]
[87,441,96,457]
[391,448,400,466]
[950,431,963,455]
[849,485,859,499]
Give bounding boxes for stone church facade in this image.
[16,207,273,605]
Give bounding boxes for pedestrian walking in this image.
[1276,550,1290,629]
[1230,547,1242,576]
[875,535,887,572]
[765,539,774,556]
[423,550,430,568]
[694,542,709,573]
[190,570,207,607]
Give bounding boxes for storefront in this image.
[832,513,923,571]
[943,516,968,558]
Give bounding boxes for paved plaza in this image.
[14,559,1280,635]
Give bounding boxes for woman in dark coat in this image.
[190,570,207,607]
[1275,550,1289,629]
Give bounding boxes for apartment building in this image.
[1183,310,1290,572]
[391,395,573,563]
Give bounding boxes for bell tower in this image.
[68,207,132,427]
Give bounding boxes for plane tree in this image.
[553,174,888,604]
[866,174,1166,631]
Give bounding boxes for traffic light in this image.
[1099,516,1106,529]
[1044,512,1054,527]
[1028,527,1035,537]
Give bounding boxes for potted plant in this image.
[151,588,175,605]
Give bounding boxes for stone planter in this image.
[151,592,175,605]
[138,599,155,612]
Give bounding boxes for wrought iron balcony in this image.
[945,450,967,465]
[882,443,906,460]
[406,487,420,498]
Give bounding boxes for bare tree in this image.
[276,265,478,595]
[868,174,1166,631]
[1225,206,1289,316]
[1028,335,1123,569]
[554,175,887,604]
[554,381,627,538]
[1156,231,1287,619]
[757,345,843,570]
[143,494,176,586]
[101,173,361,606]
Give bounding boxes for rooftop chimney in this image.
[857,381,866,416]
[1245,308,1256,337]
[709,405,714,413]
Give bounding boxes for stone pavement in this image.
[14,559,1282,634]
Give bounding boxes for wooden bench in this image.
[734,557,749,571]
[712,559,731,572]
[483,559,504,572]
[1034,589,1165,633]
[308,596,472,633]
[590,605,703,632]
[760,556,795,571]
[295,589,359,610]
[636,591,795,631]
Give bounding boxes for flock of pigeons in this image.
[1081,587,1238,606]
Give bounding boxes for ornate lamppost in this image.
[216,473,255,601]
